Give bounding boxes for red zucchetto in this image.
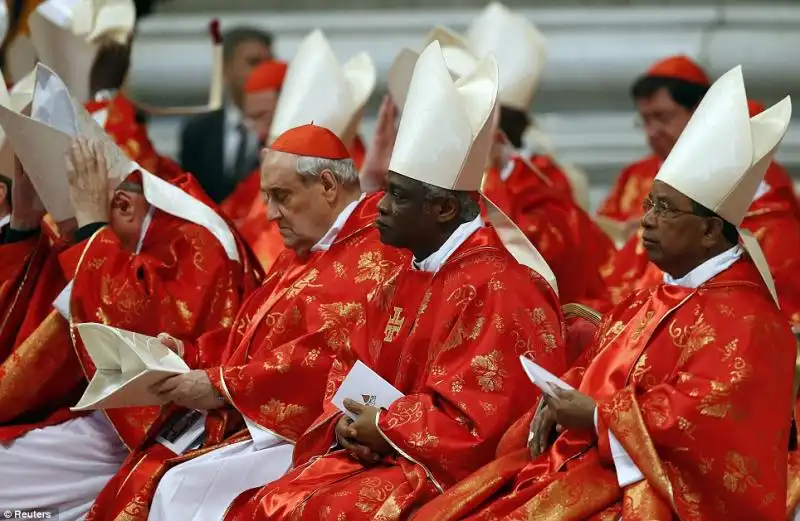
[747,99,765,117]
[244,60,289,93]
[646,55,710,87]
[269,124,351,160]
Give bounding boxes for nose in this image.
[376,193,390,216]
[265,197,282,222]
[641,206,657,230]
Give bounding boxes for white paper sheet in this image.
[331,361,404,420]
[72,323,190,411]
[519,355,573,398]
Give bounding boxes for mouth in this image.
[375,219,390,230]
[641,235,658,247]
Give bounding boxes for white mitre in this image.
[388,40,558,293]
[655,65,792,305]
[388,25,479,111]
[29,0,136,102]
[466,2,547,112]
[268,29,376,143]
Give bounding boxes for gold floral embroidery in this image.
[723,452,762,493]
[355,477,395,514]
[471,350,507,392]
[670,313,716,366]
[407,430,439,453]
[318,302,366,353]
[259,399,307,428]
[332,261,346,279]
[286,269,321,298]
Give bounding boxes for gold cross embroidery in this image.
[383,307,405,343]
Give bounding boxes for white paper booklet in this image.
[72,323,190,411]
[331,360,404,420]
[519,356,574,398]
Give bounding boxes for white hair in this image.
[295,156,359,187]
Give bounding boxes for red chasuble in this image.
[220,168,285,272]
[483,156,615,310]
[84,191,410,521]
[606,162,800,323]
[414,258,795,521]
[61,172,260,450]
[597,155,660,223]
[223,224,566,521]
[85,93,184,181]
[0,223,80,441]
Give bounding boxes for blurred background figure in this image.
[179,26,273,203]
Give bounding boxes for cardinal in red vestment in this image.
[84,124,410,521]
[596,55,711,244]
[0,138,259,520]
[605,100,800,321]
[483,136,615,310]
[220,59,288,271]
[414,66,796,521]
[219,39,566,521]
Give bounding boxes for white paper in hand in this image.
[331,361,404,420]
[519,356,573,398]
[72,323,190,411]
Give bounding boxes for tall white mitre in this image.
[388,25,479,111]
[466,2,547,112]
[656,65,792,304]
[29,0,136,102]
[389,40,558,293]
[268,29,376,143]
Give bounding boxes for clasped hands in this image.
[528,385,597,458]
[335,399,394,464]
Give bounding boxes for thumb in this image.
[343,398,364,415]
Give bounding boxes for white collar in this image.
[134,206,155,254]
[0,214,10,229]
[752,181,770,202]
[412,215,484,274]
[500,157,516,182]
[663,245,742,289]
[311,193,366,253]
[93,89,118,102]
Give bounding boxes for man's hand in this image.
[543,386,597,433]
[10,157,45,231]
[157,333,185,358]
[154,370,226,410]
[66,138,110,227]
[335,414,378,463]
[528,403,557,458]
[360,95,398,193]
[342,399,394,459]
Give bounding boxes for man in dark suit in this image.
[179,27,273,203]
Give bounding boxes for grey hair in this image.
[296,156,359,187]
[419,181,481,222]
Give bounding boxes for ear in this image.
[435,194,460,224]
[702,216,725,246]
[318,170,339,203]
[113,192,137,222]
[0,183,8,206]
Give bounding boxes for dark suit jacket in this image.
[179,109,231,204]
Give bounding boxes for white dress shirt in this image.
[597,244,743,488]
[310,194,367,253]
[223,103,258,176]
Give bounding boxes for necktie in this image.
[233,122,251,180]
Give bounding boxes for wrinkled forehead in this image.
[260,150,302,190]
[650,179,692,207]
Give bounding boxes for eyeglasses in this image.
[642,197,698,219]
